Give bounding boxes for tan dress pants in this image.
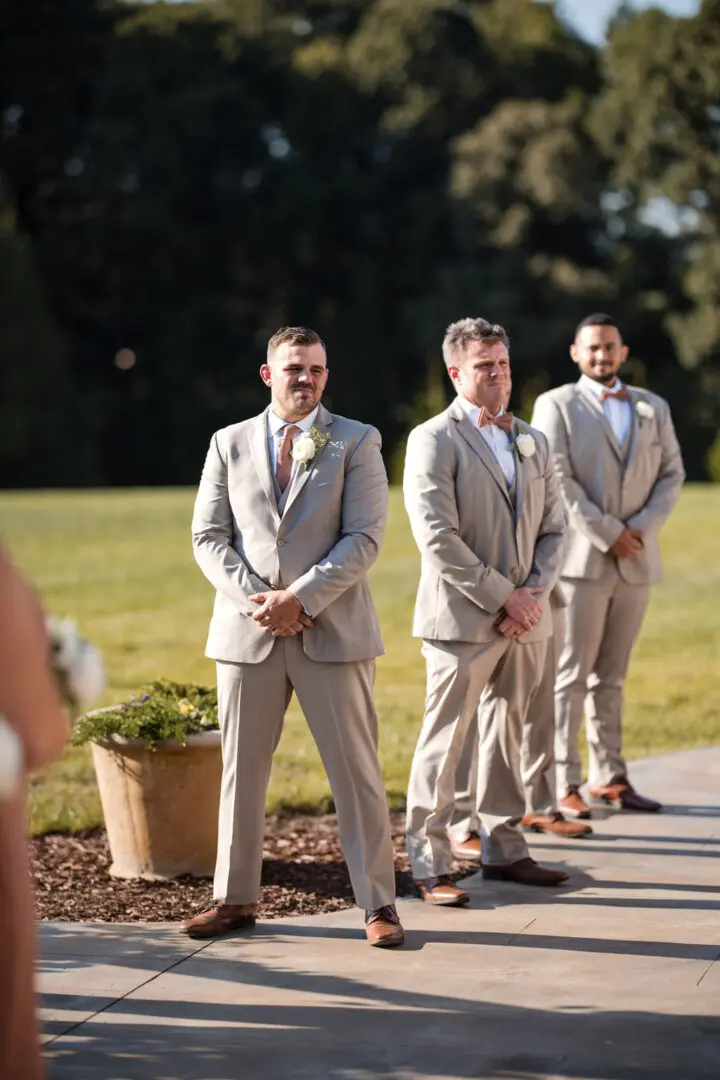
[407,636,547,875]
[214,635,396,911]
[554,564,650,791]
[450,605,564,838]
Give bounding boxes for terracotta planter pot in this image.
[90,731,222,880]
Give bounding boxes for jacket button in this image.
[277,539,286,547]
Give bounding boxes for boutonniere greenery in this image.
[291,425,331,470]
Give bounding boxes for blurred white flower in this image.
[292,433,316,465]
[516,433,537,458]
[636,400,654,420]
[0,715,23,800]
[48,617,106,708]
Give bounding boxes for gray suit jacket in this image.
[403,398,567,644]
[531,380,685,584]
[192,404,387,664]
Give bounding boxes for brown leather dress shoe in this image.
[365,904,405,947]
[558,786,592,819]
[449,831,483,862]
[589,778,662,812]
[521,811,593,839]
[181,903,257,939]
[415,875,470,906]
[482,857,569,887]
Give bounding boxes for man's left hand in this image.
[249,590,305,632]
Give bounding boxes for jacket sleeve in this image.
[624,399,685,533]
[402,425,514,614]
[531,394,625,553]
[522,433,568,593]
[289,427,388,617]
[191,432,271,613]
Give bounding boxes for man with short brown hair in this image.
[531,313,685,817]
[184,326,403,947]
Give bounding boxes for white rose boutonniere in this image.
[291,425,331,470]
[636,400,655,421]
[516,433,537,459]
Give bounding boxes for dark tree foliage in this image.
[0,0,714,484]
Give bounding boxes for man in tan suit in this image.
[404,317,569,903]
[183,326,404,948]
[531,313,685,817]
[449,585,592,858]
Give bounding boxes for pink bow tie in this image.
[478,408,513,433]
[599,387,629,403]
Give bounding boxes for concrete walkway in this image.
[40,748,720,1080]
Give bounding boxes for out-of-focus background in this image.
[1,0,718,831]
[1,0,719,487]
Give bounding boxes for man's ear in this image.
[259,363,272,387]
[569,345,580,367]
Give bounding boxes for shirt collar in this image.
[456,394,506,428]
[268,405,319,436]
[580,374,624,399]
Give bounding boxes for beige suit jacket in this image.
[531,380,685,584]
[192,403,387,664]
[403,399,567,644]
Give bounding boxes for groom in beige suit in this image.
[531,313,685,817]
[183,326,403,948]
[404,317,569,903]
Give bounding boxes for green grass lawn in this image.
[1,486,718,835]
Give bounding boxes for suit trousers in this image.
[214,636,396,911]
[554,565,650,790]
[449,606,564,839]
[407,636,547,875]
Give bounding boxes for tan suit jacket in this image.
[192,403,387,664]
[531,381,685,584]
[403,398,567,644]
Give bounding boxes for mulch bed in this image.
[31,811,476,923]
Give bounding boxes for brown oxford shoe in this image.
[482,857,569,887]
[558,785,592,820]
[521,811,593,839]
[365,904,405,948]
[589,778,662,813]
[449,831,483,862]
[181,903,257,939]
[415,875,470,906]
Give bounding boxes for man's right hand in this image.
[271,613,314,638]
[503,587,544,631]
[609,528,644,560]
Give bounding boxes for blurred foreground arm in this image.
[0,546,68,773]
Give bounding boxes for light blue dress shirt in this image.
[457,395,516,487]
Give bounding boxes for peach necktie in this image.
[276,425,300,493]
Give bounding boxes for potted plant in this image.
[73,680,222,880]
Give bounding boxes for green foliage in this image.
[0,0,716,481]
[72,678,218,748]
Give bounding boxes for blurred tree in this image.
[591,0,720,477]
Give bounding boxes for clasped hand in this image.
[249,590,313,637]
[495,586,544,640]
[609,527,644,560]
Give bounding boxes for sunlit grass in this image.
[1,485,718,834]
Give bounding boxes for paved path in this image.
[40,748,720,1079]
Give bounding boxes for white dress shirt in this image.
[267,406,319,480]
[457,395,516,487]
[580,374,631,446]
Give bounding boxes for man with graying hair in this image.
[403,317,569,905]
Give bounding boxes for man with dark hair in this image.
[531,313,685,817]
[184,326,404,947]
[404,317,569,902]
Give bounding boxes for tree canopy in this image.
[0,0,716,485]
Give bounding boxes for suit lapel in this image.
[281,404,333,519]
[622,388,640,468]
[451,401,513,510]
[249,409,281,522]
[576,379,623,463]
